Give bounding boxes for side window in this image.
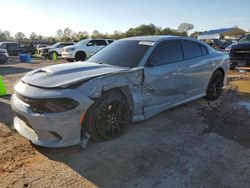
[182,41,202,59]
[108,40,114,44]
[9,43,18,48]
[151,40,183,66]
[1,43,7,48]
[95,40,107,46]
[201,45,208,55]
[87,40,97,46]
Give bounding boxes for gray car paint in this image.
[11,36,230,147]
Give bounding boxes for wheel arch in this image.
[75,50,86,56]
[102,86,134,114]
[215,67,225,78]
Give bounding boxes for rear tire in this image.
[206,70,224,101]
[82,91,131,142]
[75,52,86,61]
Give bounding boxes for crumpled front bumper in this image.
[11,81,94,147]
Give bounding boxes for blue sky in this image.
[0,0,249,36]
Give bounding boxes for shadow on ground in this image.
[0,96,14,129]
[200,88,250,148]
[0,66,33,76]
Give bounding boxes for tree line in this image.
[0,23,195,43]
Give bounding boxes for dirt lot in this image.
[1,57,250,188]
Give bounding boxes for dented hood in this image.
[21,62,128,88]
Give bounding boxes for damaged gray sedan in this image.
[11,36,229,147]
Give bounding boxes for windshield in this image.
[50,42,61,48]
[239,34,250,42]
[87,40,151,68]
[76,39,89,46]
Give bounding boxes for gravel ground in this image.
[0,57,250,188]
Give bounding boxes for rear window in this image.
[182,41,202,59]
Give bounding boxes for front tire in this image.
[206,70,224,101]
[82,91,131,142]
[75,52,86,61]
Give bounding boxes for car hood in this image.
[0,49,7,53]
[231,42,250,50]
[64,44,82,49]
[21,62,128,88]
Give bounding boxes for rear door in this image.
[181,40,211,96]
[143,40,190,118]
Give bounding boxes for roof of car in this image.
[121,35,173,41]
[120,35,197,42]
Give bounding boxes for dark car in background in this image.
[0,49,9,63]
[228,33,250,68]
[0,42,36,56]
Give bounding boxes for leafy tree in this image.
[190,31,202,39]
[91,30,103,38]
[0,30,12,41]
[76,31,89,40]
[178,23,194,33]
[56,29,63,40]
[15,32,25,41]
[30,32,38,40]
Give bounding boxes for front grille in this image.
[231,49,250,58]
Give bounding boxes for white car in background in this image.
[39,42,75,59]
[62,39,113,62]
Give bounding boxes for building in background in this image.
[197,27,246,40]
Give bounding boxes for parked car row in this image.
[0,49,9,63]
[36,39,113,61]
[226,33,250,68]
[0,42,36,56]
[38,42,75,59]
[62,39,113,61]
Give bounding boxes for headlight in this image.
[225,47,231,52]
[69,48,75,51]
[42,98,79,113]
[16,93,79,113]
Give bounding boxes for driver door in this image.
[143,40,189,118]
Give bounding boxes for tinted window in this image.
[95,40,107,46]
[87,40,96,46]
[151,41,183,65]
[87,40,150,68]
[108,40,114,44]
[8,43,18,48]
[201,45,208,55]
[183,41,202,59]
[62,43,74,47]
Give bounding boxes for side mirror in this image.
[147,59,154,67]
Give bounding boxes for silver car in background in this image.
[11,36,229,147]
